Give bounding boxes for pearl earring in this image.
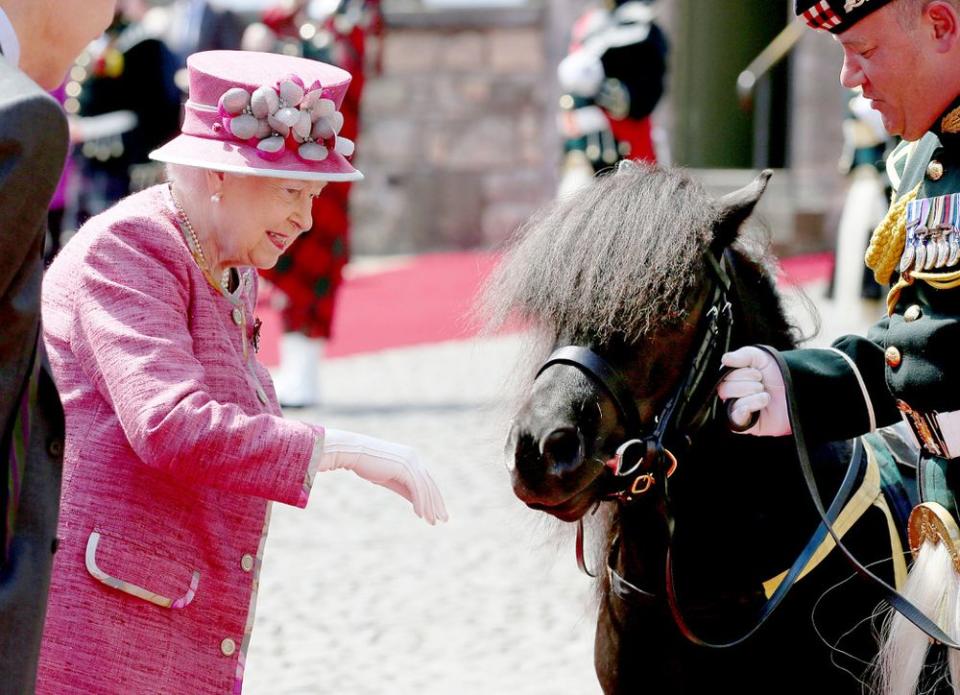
[211,193,222,203]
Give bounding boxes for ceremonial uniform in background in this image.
[258,0,376,339]
[251,0,382,405]
[162,0,244,65]
[828,89,895,304]
[556,0,667,193]
[71,16,182,222]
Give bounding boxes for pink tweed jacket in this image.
[35,185,321,694]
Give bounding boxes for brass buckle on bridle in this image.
[607,440,678,498]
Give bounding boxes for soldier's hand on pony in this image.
[718,346,791,437]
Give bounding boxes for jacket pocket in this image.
[85,530,200,608]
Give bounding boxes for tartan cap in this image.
[795,0,897,33]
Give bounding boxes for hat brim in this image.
[149,134,363,182]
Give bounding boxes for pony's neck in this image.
[726,248,797,352]
[611,248,801,597]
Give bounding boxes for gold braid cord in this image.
[862,182,922,314]
[865,181,921,286]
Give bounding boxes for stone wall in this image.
[350,1,569,254]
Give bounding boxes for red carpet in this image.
[257,250,834,364]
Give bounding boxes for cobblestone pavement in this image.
[243,280,879,695]
[244,335,604,695]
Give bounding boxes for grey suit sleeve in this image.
[0,71,68,695]
[0,90,68,298]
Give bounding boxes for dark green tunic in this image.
[783,96,960,450]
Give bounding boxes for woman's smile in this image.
[266,230,289,250]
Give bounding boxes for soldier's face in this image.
[836,2,948,141]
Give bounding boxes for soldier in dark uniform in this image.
[718,1,960,690]
[556,0,668,194]
[70,5,181,223]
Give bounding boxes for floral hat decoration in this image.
[150,50,362,181]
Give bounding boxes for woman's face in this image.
[211,175,326,271]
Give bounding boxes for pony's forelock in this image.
[480,163,725,347]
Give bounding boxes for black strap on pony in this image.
[749,345,960,650]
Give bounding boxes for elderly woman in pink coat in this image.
[35,50,447,694]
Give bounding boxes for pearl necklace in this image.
[169,183,231,291]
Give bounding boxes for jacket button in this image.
[904,305,922,322]
[241,554,254,572]
[220,638,237,656]
[232,307,243,326]
[927,160,944,180]
[47,439,63,457]
[885,346,902,367]
[256,386,268,405]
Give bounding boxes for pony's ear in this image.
[711,169,772,249]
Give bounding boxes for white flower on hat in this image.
[217,74,355,164]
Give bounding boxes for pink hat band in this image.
[150,51,362,182]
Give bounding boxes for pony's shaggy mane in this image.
[481,162,724,344]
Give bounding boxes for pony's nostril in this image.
[540,428,584,467]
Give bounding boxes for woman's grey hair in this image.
[165,163,210,191]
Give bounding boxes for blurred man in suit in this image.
[160,0,243,65]
[0,1,116,692]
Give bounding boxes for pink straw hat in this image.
[150,50,362,182]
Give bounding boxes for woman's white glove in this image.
[718,347,791,437]
[319,429,449,525]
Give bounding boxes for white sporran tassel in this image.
[877,502,960,695]
[877,541,958,695]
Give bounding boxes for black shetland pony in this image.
[483,163,911,694]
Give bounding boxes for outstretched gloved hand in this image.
[319,429,449,525]
[718,347,791,437]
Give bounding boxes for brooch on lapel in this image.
[251,318,263,354]
[900,193,960,273]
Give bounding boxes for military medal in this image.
[915,198,929,272]
[950,194,960,267]
[900,194,960,274]
[931,196,946,268]
[901,198,918,273]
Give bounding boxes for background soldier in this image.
[555,0,668,195]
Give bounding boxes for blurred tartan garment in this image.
[258,0,378,339]
[265,185,351,337]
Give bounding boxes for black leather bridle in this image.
[534,246,960,650]
[532,247,855,648]
[535,248,737,505]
